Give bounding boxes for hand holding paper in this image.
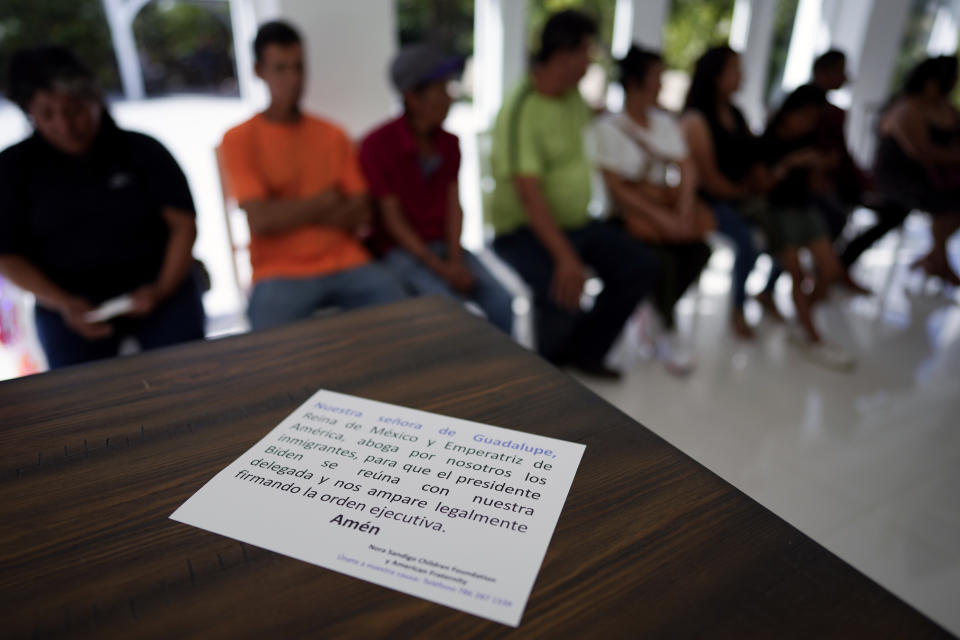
[83,294,134,323]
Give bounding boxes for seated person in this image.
[679,46,769,338]
[874,55,960,285]
[805,50,866,240]
[490,10,659,379]
[760,50,874,296]
[220,21,404,331]
[593,46,711,375]
[758,85,855,370]
[0,46,205,369]
[360,43,513,334]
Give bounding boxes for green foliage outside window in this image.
[0,0,121,97]
[0,0,237,100]
[396,0,475,57]
[133,0,236,96]
[892,0,942,95]
[764,0,800,104]
[662,0,734,71]
[888,0,959,109]
[527,0,617,58]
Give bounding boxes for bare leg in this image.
[782,247,820,343]
[924,213,960,285]
[755,289,785,322]
[731,307,754,339]
[839,269,872,294]
[807,237,844,304]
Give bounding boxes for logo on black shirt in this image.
[108,172,134,189]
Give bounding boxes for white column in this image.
[817,0,872,112]
[229,0,257,105]
[844,0,911,166]
[500,1,528,101]
[606,0,670,111]
[729,0,778,130]
[101,0,150,100]
[229,0,257,104]
[474,0,529,128]
[228,0,281,109]
[610,0,635,59]
[627,0,669,49]
[927,3,959,55]
[780,0,830,93]
[822,0,871,71]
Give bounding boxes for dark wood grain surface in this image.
[0,297,950,639]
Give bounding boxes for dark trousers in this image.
[494,221,660,365]
[839,203,910,268]
[650,242,712,330]
[35,274,206,369]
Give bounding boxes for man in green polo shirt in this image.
[491,10,659,379]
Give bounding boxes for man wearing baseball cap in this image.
[359,43,514,334]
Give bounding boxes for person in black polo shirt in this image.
[0,46,205,368]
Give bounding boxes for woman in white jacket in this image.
[592,45,713,375]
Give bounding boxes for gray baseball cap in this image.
[390,43,464,92]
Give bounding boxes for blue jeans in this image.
[712,202,760,309]
[35,273,206,369]
[248,263,406,331]
[382,243,514,334]
[494,221,659,365]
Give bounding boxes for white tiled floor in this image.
[576,214,960,635]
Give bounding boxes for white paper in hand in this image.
[84,295,134,323]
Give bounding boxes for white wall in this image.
[274,0,397,137]
[229,0,280,107]
[474,0,529,128]
[845,0,911,166]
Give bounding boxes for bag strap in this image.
[612,114,673,165]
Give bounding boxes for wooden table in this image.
[0,297,950,638]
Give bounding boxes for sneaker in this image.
[788,329,856,372]
[632,304,659,360]
[657,332,695,377]
[808,341,856,371]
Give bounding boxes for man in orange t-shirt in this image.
[221,21,404,330]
